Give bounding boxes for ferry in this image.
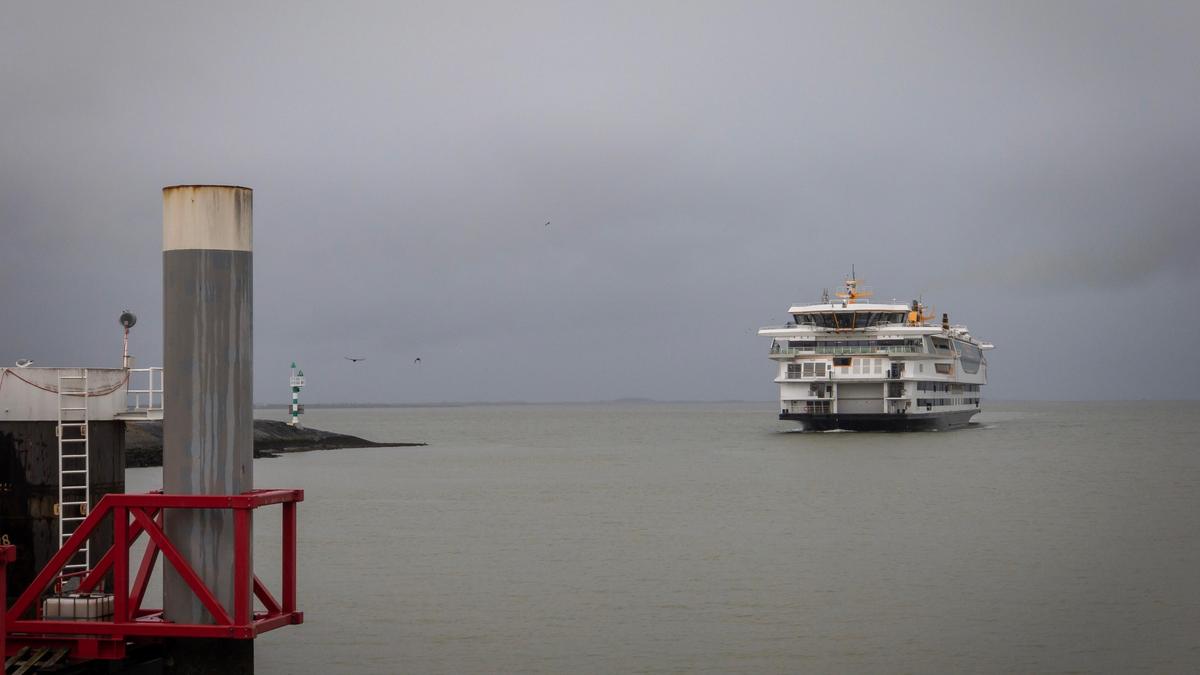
[758,274,993,431]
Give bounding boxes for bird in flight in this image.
[544,221,550,227]
[413,357,422,365]
[344,356,366,363]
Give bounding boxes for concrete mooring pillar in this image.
[162,185,254,673]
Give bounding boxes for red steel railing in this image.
[1,544,14,659]
[4,490,303,661]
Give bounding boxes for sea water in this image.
[126,401,1200,673]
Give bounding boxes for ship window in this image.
[833,356,851,367]
[815,362,826,377]
[935,363,951,374]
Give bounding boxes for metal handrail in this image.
[5,489,303,659]
[125,367,164,412]
[770,346,925,356]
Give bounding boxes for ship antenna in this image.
[821,288,829,303]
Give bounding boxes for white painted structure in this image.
[757,276,993,430]
[0,366,164,423]
[0,367,131,422]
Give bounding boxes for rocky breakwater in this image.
[125,419,425,468]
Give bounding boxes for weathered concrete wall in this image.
[0,421,124,605]
[0,368,129,422]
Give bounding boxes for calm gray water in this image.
[127,401,1200,674]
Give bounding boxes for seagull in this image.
[544,221,550,227]
[344,356,366,363]
[15,358,34,368]
[413,357,421,365]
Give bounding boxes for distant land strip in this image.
[124,419,426,468]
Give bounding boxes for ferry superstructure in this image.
[758,276,993,431]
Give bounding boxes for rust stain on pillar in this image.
[162,185,253,625]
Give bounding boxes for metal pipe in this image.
[161,185,254,628]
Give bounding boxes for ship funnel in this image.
[942,313,949,330]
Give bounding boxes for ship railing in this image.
[769,346,924,356]
[783,401,832,415]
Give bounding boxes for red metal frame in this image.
[4,490,303,661]
[1,545,14,659]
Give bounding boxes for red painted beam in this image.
[79,507,160,593]
[8,619,254,639]
[7,499,113,622]
[252,611,305,635]
[129,509,232,625]
[253,576,281,615]
[1,545,15,659]
[283,501,297,613]
[6,489,302,656]
[129,514,162,612]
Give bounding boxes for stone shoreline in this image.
[124,419,426,468]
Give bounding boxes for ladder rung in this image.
[62,470,89,475]
[59,422,87,427]
[60,406,88,411]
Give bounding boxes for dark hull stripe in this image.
[779,409,980,431]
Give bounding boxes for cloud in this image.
[2,1,1199,401]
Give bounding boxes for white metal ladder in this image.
[57,370,91,575]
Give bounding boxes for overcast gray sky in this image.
[2,1,1198,403]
